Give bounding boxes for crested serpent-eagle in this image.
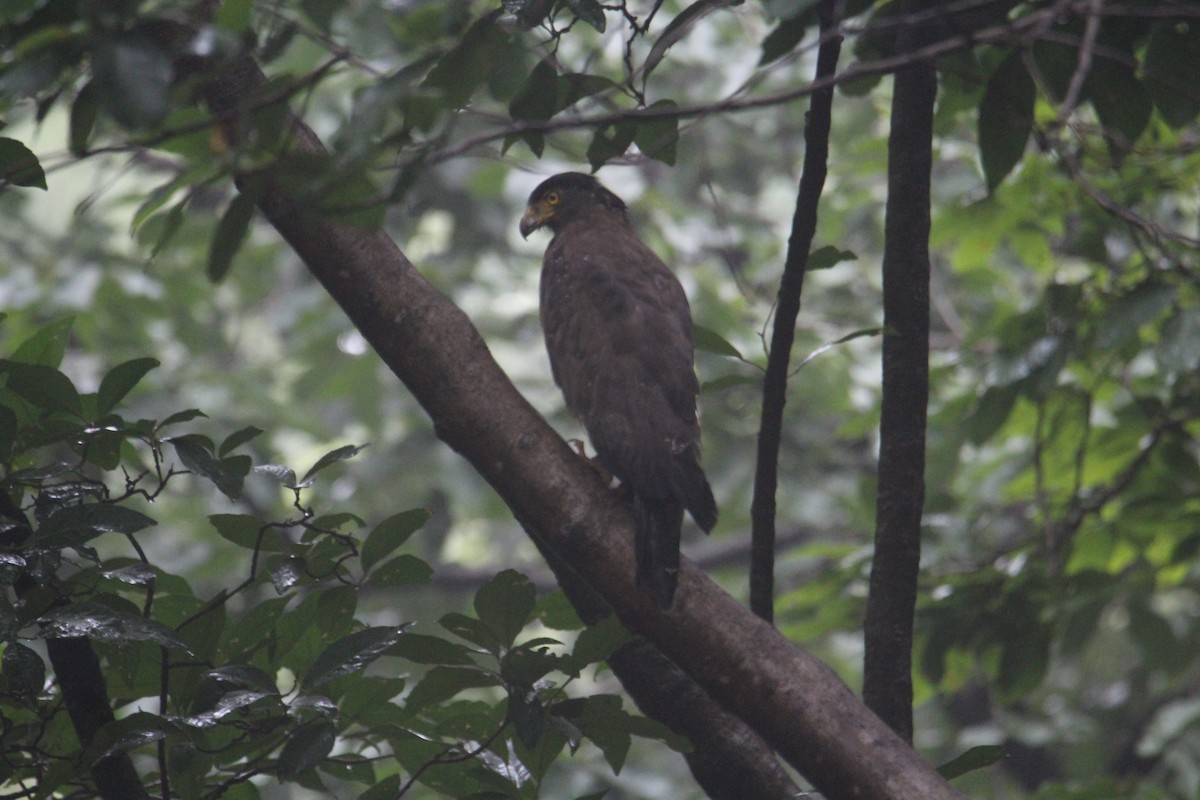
[519,172,717,607]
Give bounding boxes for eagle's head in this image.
[519,172,627,238]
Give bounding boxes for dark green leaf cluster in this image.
[0,319,681,798]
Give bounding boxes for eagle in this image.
[520,172,717,606]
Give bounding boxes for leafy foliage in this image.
[0,0,1198,798]
[0,321,675,798]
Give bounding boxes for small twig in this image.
[394,721,510,798]
[1059,0,1104,117]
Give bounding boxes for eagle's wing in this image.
[541,219,716,546]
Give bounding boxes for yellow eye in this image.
[545,191,560,205]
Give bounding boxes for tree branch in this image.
[750,0,841,623]
[196,51,964,800]
[862,17,936,742]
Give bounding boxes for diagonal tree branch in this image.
[195,49,964,800]
[750,0,841,623]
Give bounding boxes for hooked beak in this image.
[519,205,548,239]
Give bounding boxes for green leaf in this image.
[567,0,606,31]
[97,358,159,415]
[157,408,206,429]
[0,136,46,189]
[277,720,336,779]
[1128,595,1189,673]
[1144,19,1200,128]
[557,73,617,110]
[357,775,401,800]
[1157,309,1200,374]
[807,245,857,271]
[997,614,1050,699]
[634,100,678,166]
[91,33,174,130]
[760,13,808,65]
[423,14,511,108]
[702,373,760,392]
[11,318,73,367]
[795,327,886,370]
[40,602,194,653]
[645,0,737,77]
[202,664,280,694]
[145,202,187,257]
[1087,59,1151,154]
[216,0,254,31]
[1094,283,1174,351]
[403,665,498,713]
[692,325,743,359]
[69,81,99,155]
[937,744,1007,779]
[474,569,536,650]
[219,596,290,660]
[361,508,430,572]
[367,554,433,588]
[565,615,634,674]
[0,361,81,415]
[301,443,368,485]
[978,51,1034,192]
[208,191,258,283]
[964,384,1019,445]
[2,642,45,698]
[535,590,585,631]
[303,625,412,689]
[585,122,636,171]
[254,463,299,487]
[555,695,632,773]
[509,59,558,122]
[439,612,501,652]
[219,425,264,457]
[1139,697,1200,758]
[388,632,476,666]
[209,514,285,552]
[170,435,249,500]
[32,503,157,550]
[86,711,179,764]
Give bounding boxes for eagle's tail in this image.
[633,496,684,608]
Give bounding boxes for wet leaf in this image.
[33,504,156,550]
[300,443,368,485]
[40,602,194,653]
[277,720,336,778]
[2,642,45,698]
[303,624,412,689]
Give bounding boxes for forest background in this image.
[1,1,1199,798]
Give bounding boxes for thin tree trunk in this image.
[750,0,841,623]
[862,31,936,741]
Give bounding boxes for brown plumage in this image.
[520,172,717,606]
